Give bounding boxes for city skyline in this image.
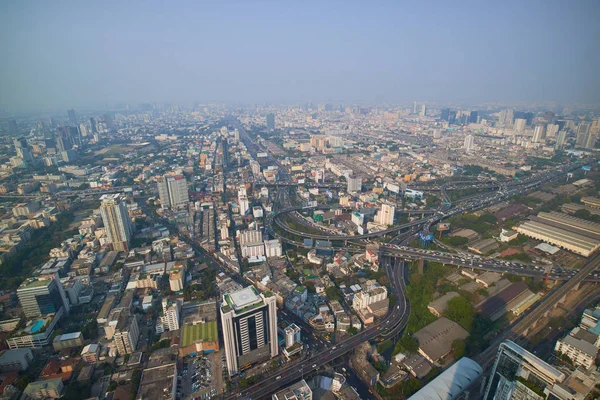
[2,1,600,112]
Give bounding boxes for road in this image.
[224,255,409,400]
[474,252,600,369]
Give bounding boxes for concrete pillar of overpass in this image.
[557,294,568,307]
[573,281,581,291]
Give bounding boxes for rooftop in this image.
[181,321,218,347]
[223,286,263,312]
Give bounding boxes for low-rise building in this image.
[0,349,33,372]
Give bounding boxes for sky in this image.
[1,0,599,112]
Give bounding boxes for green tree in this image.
[325,286,341,302]
[452,340,466,358]
[444,296,475,331]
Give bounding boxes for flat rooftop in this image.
[225,286,262,311]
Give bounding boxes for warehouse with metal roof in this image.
[515,211,600,257]
[408,357,483,400]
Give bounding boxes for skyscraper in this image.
[448,110,457,124]
[14,138,33,162]
[17,276,70,319]
[221,286,278,376]
[420,104,427,117]
[266,113,275,131]
[532,125,546,143]
[67,109,77,125]
[347,176,362,193]
[440,108,450,121]
[89,117,97,134]
[413,101,418,114]
[375,203,395,226]
[555,130,567,150]
[157,175,189,209]
[546,124,559,138]
[499,109,514,126]
[463,134,474,151]
[484,341,567,400]
[100,194,133,252]
[576,122,592,148]
[469,111,478,123]
[513,118,527,132]
[585,132,597,149]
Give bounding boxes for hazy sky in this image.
[1,0,599,112]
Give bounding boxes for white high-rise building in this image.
[513,118,527,132]
[420,104,427,117]
[375,203,395,226]
[463,134,474,151]
[238,195,249,215]
[532,125,546,143]
[264,239,282,258]
[159,298,180,332]
[221,286,278,376]
[284,324,301,348]
[555,130,568,150]
[100,194,133,252]
[157,175,189,209]
[546,124,559,138]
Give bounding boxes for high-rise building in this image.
[157,175,189,209]
[266,113,275,131]
[347,176,362,193]
[89,117,97,134]
[585,132,597,149]
[100,194,133,252]
[14,138,33,162]
[499,109,514,126]
[532,125,546,143]
[106,309,139,355]
[440,108,450,121]
[17,276,70,319]
[448,110,457,124]
[576,122,591,147]
[420,104,427,117]
[484,341,566,400]
[469,111,478,123]
[463,134,474,151]
[284,324,301,348]
[221,286,278,376]
[513,118,527,132]
[159,298,180,332]
[413,101,418,114]
[546,124,559,138]
[79,123,88,137]
[375,203,395,226]
[555,130,568,150]
[67,109,76,125]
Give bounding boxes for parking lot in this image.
[179,352,223,399]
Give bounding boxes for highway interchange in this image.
[225,158,598,399]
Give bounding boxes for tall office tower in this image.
[440,108,450,121]
[238,195,249,216]
[79,123,88,137]
[222,138,230,170]
[469,110,478,123]
[375,203,395,226]
[513,118,527,132]
[555,130,568,150]
[419,104,427,117]
[484,341,567,400]
[347,176,362,193]
[413,101,418,114]
[546,124,559,138]
[89,117,97,134]
[157,175,189,209]
[448,110,457,124]
[14,138,33,162]
[463,134,474,151]
[499,109,514,126]
[585,132,597,149]
[266,113,275,131]
[100,194,133,252]
[532,125,546,143]
[221,286,278,376]
[576,122,592,147]
[17,276,71,319]
[67,109,76,125]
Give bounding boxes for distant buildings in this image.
[100,194,133,252]
[347,176,362,193]
[267,113,275,131]
[157,174,189,209]
[463,134,474,151]
[221,286,278,375]
[374,203,395,227]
